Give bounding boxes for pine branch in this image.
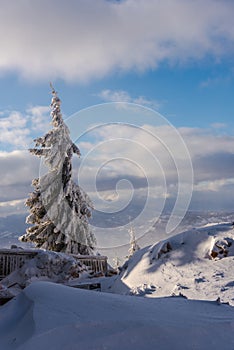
[72,143,81,156]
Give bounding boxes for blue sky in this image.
[0,0,234,234]
[0,59,233,130]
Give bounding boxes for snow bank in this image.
[109,223,234,304]
[0,281,233,350]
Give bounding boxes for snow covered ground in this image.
[1,222,234,349]
[0,281,233,350]
[108,223,234,305]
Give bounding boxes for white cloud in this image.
[78,142,95,151]
[0,198,25,208]
[210,123,227,129]
[0,106,50,149]
[98,90,160,108]
[0,112,26,129]
[98,90,131,103]
[26,106,51,132]
[0,112,31,148]
[0,0,233,81]
[0,150,39,187]
[176,127,234,157]
[0,150,39,215]
[0,198,27,217]
[74,123,234,212]
[194,178,234,192]
[90,123,234,168]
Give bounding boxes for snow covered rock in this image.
[129,283,156,296]
[149,240,172,262]
[209,236,234,259]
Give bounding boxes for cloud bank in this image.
[79,123,234,190]
[0,0,233,81]
[1,101,234,218]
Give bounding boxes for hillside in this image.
[1,222,234,349]
[109,222,234,305]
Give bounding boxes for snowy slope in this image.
[0,281,234,350]
[109,223,234,304]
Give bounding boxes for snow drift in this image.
[0,281,234,350]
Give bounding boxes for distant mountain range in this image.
[0,210,233,251]
[0,214,28,248]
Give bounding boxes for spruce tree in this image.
[20,85,96,255]
[128,226,140,257]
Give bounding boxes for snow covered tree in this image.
[128,226,140,258]
[19,85,96,255]
[113,256,121,270]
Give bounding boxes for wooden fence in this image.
[0,249,37,280]
[0,249,108,280]
[72,254,108,275]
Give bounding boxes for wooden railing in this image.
[0,249,37,280]
[0,249,108,279]
[72,255,108,275]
